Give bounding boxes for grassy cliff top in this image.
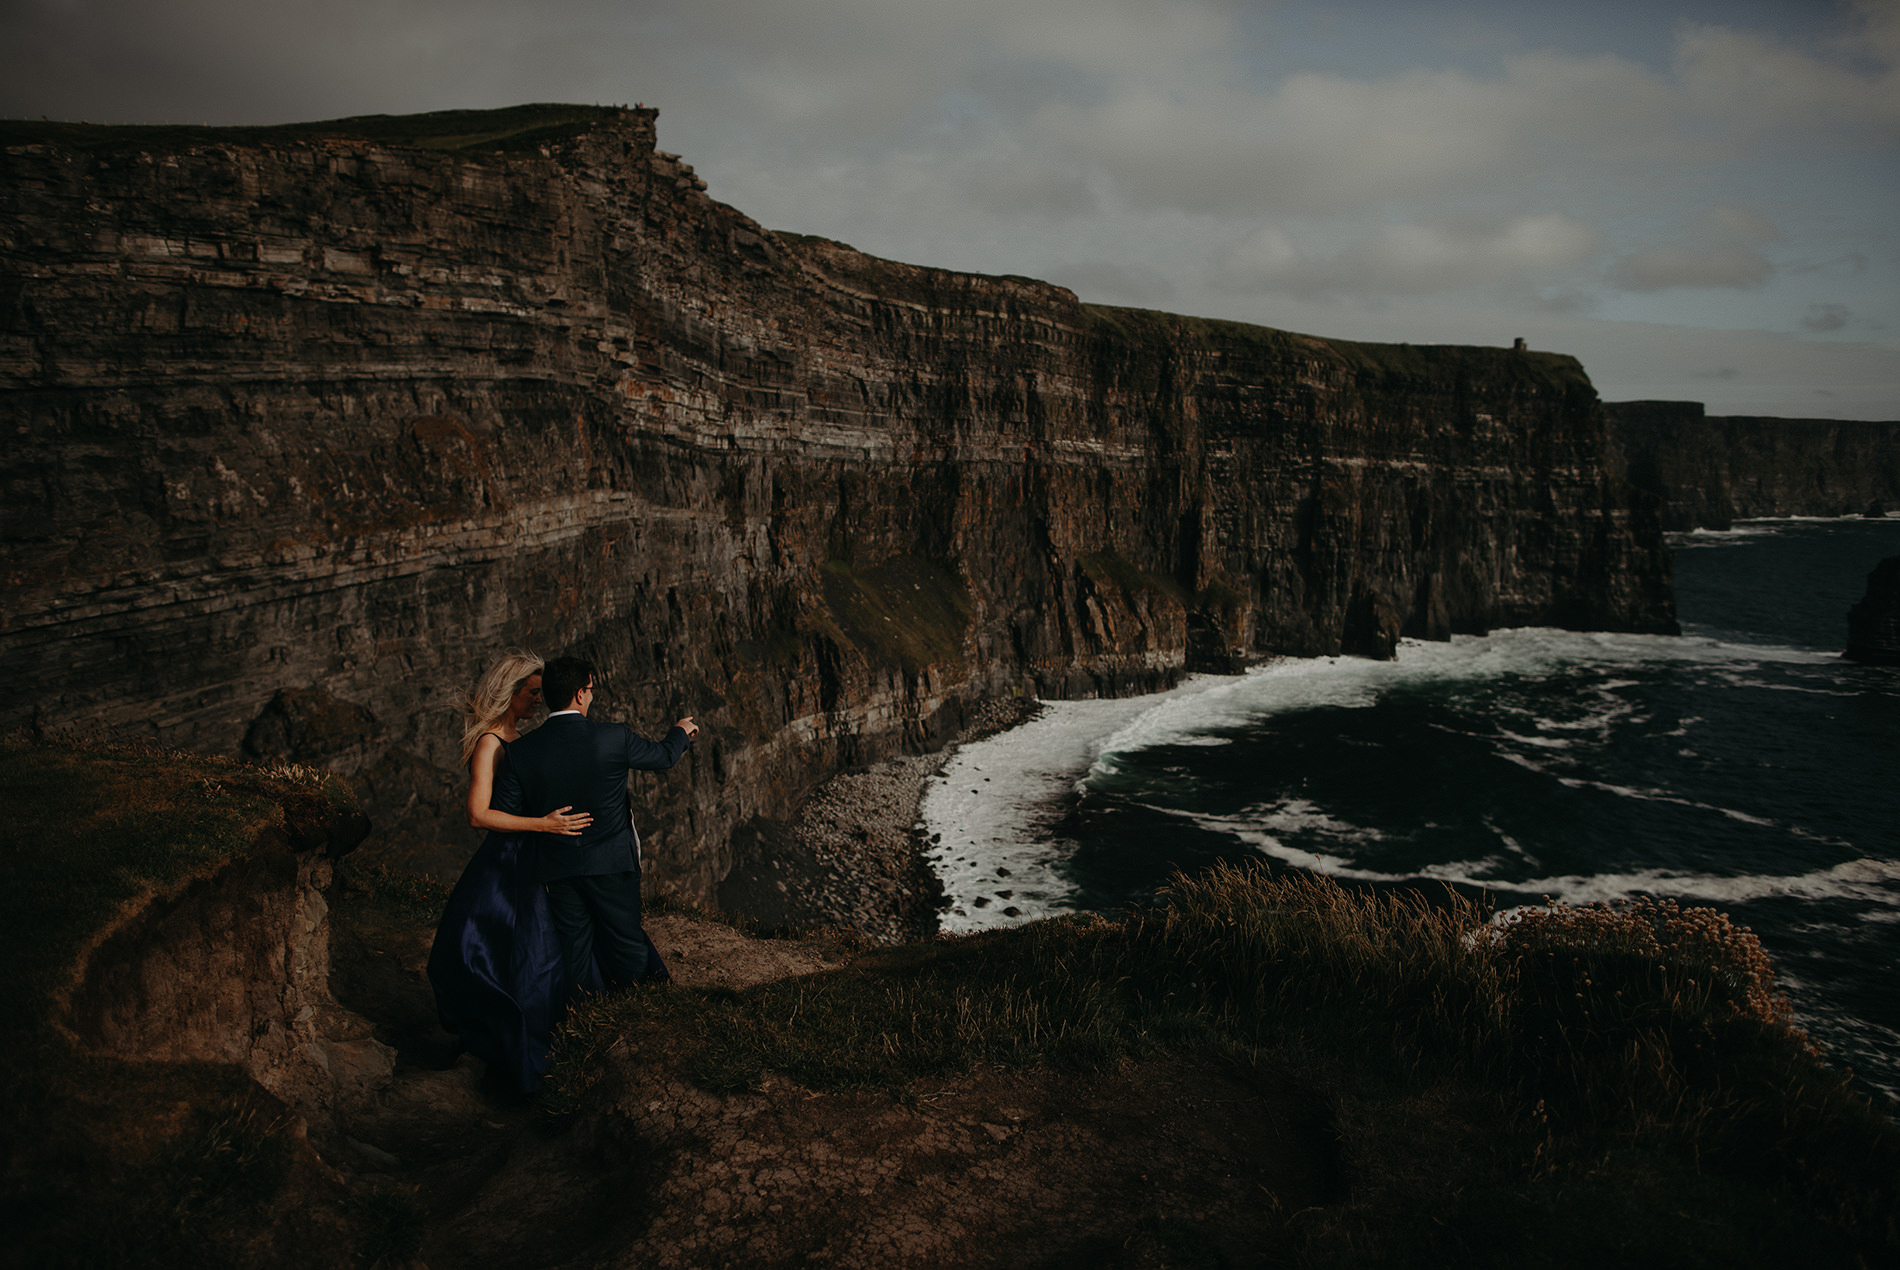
[6,102,1591,396]
[1082,302,1595,394]
[0,735,373,1267]
[0,102,637,155]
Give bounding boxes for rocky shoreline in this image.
[714,695,1049,944]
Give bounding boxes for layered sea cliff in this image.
[1607,400,1900,530]
[2,104,1680,900]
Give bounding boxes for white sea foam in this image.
[1498,729,1574,750]
[1552,775,1843,845]
[922,676,1238,932]
[1483,816,1532,860]
[922,626,1893,933]
[1480,856,1900,909]
[1669,515,1895,553]
[1670,525,1786,547]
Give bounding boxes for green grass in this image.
[1079,301,1595,397]
[1080,550,1187,604]
[5,734,1893,1262]
[0,734,346,1025]
[335,856,453,927]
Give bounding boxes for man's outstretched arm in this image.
[624,717,698,771]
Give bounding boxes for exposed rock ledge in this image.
[49,752,378,1119]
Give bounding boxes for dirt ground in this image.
[326,907,1341,1270]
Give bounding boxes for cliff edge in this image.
[1,104,1676,902]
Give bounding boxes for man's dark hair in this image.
[542,656,594,712]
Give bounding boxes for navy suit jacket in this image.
[493,712,694,883]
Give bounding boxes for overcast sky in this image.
[6,0,1897,418]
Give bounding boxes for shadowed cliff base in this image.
[5,737,1897,1268]
[2,103,1678,914]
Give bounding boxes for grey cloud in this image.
[652,0,1235,145]
[1528,288,1599,315]
[964,160,1097,218]
[1703,206,1783,246]
[1216,213,1602,298]
[1031,51,1677,219]
[0,0,681,125]
[1676,7,1900,142]
[1803,303,1851,332]
[1046,260,1177,305]
[1608,247,1775,291]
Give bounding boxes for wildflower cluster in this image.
[1494,896,1786,1028]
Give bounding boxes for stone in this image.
[1845,556,1900,666]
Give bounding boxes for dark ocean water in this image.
[922,518,1900,1098]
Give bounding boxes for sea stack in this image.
[1845,556,1900,665]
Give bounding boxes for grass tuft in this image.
[337,856,453,926]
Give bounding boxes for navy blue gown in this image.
[428,814,668,1094]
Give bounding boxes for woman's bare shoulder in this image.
[467,729,510,770]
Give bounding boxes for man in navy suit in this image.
[495,654,699,990]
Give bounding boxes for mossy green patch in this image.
[819,555,972,674]
[1195,578,1249,616]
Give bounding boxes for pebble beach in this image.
[718,696,1047,943]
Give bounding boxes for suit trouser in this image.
[545,868,647,991]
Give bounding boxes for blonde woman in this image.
[427,651,593,1095]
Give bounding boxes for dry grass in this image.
[551,860,1899,1264]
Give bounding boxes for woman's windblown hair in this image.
[459,649,544,766]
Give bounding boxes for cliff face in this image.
[1606,400,1900,531]
[1,106,1675,900]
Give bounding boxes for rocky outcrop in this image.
[53,756,380,1114]
[1846,556,1900,665]
[1,105,1676,904]
[1606,400,1900,531]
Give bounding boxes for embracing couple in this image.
[427,651,700,1094]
